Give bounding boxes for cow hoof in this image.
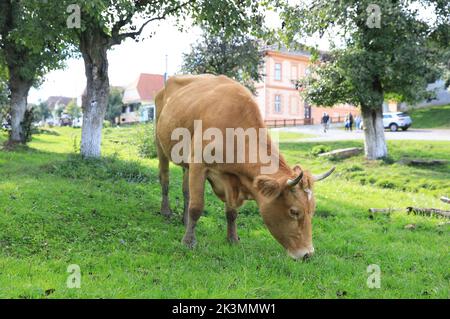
[182,236,197,248]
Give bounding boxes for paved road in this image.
[275,124,450,142]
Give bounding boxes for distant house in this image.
[255,47,359,125]
[383,79,450,113]
[120,73,165,124]
[45,96,76,112]
[45,96,77,124]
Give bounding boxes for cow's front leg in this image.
[182,165,206,248]
[226,204,239,244]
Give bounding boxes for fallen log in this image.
[441,196,450,204]
[318,147,363,159]
[369,207,450,218]
[368,208,401,214]
[406,207,450,218]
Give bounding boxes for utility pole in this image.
[164,54,168,84]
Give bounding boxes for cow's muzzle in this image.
[288,246,315,261]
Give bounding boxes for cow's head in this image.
[254,166,335,260]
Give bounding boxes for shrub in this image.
[135,123,157,159]
[345,164,364,172]
[43,154,154,183]
[310,145,331,156]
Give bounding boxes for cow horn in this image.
[313,167,336,182]
[287,171,304,187]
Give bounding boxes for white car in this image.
[383,112,412,132]
[361,112,412,132]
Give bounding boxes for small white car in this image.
[361,112,412,132]
[383,112,412,132]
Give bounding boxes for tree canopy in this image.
[0,0,72,144]
[281,0,449,159]
[105,88,124,125]
[181,29,264,93]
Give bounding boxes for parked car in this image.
[361,112,412,132]
[383,112,412,131]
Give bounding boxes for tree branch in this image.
[109,0,196,46]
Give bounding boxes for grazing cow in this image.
[155,74,334,260]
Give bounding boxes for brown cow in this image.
[155,74,334,260]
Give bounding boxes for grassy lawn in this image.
[409,104,450,129]
[0,125,448,299]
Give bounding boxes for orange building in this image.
[255,48,358,125]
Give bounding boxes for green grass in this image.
[409,104,450,128]
[0,126,449,299]
[270,130,316,141]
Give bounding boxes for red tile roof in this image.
[136,73,165,102]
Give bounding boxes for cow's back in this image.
[155,74,265,161]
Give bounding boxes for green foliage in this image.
[181,29,264,93]
[105,88,124,125]
[20,108,34,143]
[282,0,447,109]
[135,123,157,159]
[0,0,71,86]
[44,154,154,184]
[64,100,82,120]
[0,126,449,298]
[32,102,52,123]
[310,145,331,156]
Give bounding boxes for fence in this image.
[264,118,314,128]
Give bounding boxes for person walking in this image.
[348,113,354,132]
[321,112,330,133]
[355,115,362,131]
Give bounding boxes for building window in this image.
[274,63,282,81]
[291,97,299,114]
[291,65,298,80]
[274,95,281,113]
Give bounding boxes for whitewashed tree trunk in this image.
[79,31,110,158]
[362,105,388,159]
[8,73,32,144]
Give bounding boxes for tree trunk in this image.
[79,30,110,158]
[361,105,388,159]
[8,71,32,144]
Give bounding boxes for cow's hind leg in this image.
[182,167,189,225]
[182,165,206,248]
[226,204,239,244]
[157,141,172,218]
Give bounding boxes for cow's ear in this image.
[254,175,281,198]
